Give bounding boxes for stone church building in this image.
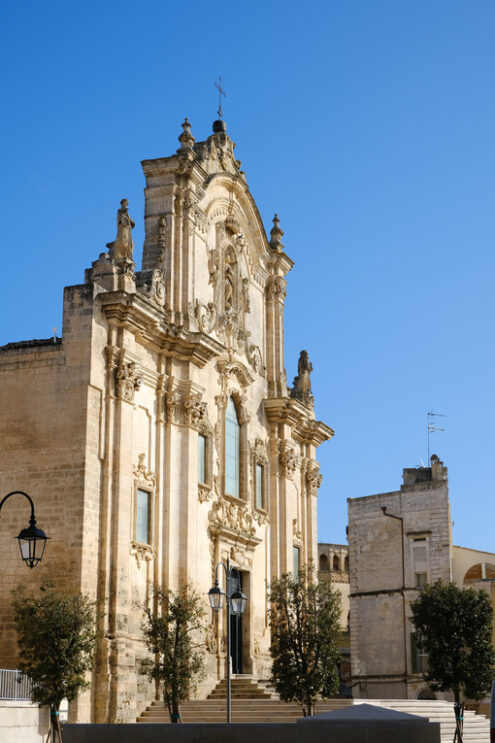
[0,118,333,722]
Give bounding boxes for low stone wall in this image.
[64,719,440,743]
[0,700,50,743]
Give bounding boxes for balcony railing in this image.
[0,669,32,700]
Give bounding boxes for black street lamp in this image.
[208,557,247,723]
[0,491,49,568]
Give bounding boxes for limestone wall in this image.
[348,462,452,699]
[0,701,49,743]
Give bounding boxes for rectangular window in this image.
[136,488,150,544]
[256,464,264,509]
[293,546,300,577]
[415,572,428,588]
[198,434,206,484]
[225,399,240,497]
[410,631,428,673]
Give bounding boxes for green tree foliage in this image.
[139,585,206,723]
[410,580,495,703]
[12,583,97,743]
[269,565,341,716]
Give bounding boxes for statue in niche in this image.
[108,198,135,263]
[290,350,314,406]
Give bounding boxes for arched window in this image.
[319,554,329,571]
[225,397,240,497]
[333,555,340,571]
[344,555,349,572]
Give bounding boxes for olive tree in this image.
[410,580,495,742]
[269,565,341,716]
[12,583,98,743]
[139,585,206,723]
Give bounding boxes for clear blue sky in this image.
[1,1,494,551]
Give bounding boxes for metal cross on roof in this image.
[214,76,226,119]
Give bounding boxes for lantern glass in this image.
[230,588,247,615]
[16,523,48,569]
[208,583,225,611]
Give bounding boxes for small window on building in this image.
[293,546,300,577]
[136,488,150,544]
[319,554,329,571]
[333,555,340,571]
[256,463,264,509]
[410,631,428,674]
[198,433,206,484]
[415,572,428,588]
[344,555,349,572]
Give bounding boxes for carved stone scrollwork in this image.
[230,545,252,569]
[183,392,207,430]
[306,461,323,495]
[194,299,217,333]
[165,389,182,423]
[166,388,207,429]
[265,275,287,301]
[130,541,155,569]
[198,484,213,503]
[208,497,256,540]
[133,453,156,489]
[253,509,269,526]
[279,442,298,480]
[253,438,268,465]
[116,361,142,402]
[247,344,266,378]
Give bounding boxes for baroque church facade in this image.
[0,118,333,722]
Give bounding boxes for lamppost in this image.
[208,557,247,723]
[0,491,49,568]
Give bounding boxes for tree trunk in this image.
[170,697,181,723]
[453,701,464,743]
[49,706,62,743]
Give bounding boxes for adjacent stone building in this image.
[0,118,333,722]
[318,542,351,689]
[348,455,495,700]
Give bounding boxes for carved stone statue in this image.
[108,198,135,263]
[290,350,314,406]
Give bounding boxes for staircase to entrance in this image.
[137,676,490,741]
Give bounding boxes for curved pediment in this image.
[217,359,255,387]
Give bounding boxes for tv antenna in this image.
[427,411,446,463]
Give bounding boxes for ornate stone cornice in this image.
[263,398,334,447]
[98,291,224,368]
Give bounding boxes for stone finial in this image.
[269,213,284,252]
[107,198,135,264]
[290,350,314,407]
[178,118,195,149]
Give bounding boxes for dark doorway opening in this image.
[228,570,243,674]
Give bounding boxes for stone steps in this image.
[137,681,490,742]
